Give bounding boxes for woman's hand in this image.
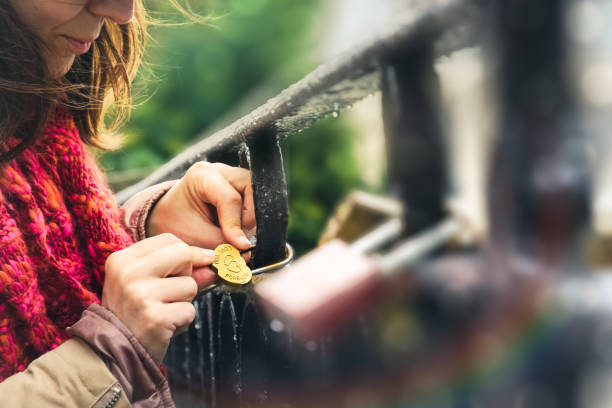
[101,233,217,364]
[147,162,255,252]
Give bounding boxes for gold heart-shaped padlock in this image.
[212,243,252,285]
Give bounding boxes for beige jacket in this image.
[0,181,176,408]
[1,337,130,408]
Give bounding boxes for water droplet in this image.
[306,341,318,352]
[270,319,284,332]
[257,391,268,403]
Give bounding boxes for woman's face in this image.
[9,0,135,78]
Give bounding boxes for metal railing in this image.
[117,0,479,268]
[117,0,609,407]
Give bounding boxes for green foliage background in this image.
[101,0,365,254]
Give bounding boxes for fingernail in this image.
[202,248,215,258]
[238,236,252,248]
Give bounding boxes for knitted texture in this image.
[0,110,134,380]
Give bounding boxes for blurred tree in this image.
[102,0,366,254]
[286,118,365,254]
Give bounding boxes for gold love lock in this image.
[212,244,252,285]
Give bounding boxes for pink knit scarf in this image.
[0,110,134,380]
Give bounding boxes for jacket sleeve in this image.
[0,304,176,408]
[68,304,175,408]
[120,181,177,242]
[0,336,131,408]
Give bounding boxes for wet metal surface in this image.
[246,129,289,268]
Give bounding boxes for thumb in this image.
[217,204,252,250]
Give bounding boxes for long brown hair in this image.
[0,1,147,163]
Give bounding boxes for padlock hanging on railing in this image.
[255,216,462,340]
[198,241,295,294]
[200,190,405,293]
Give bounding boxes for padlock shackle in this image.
[378,217,459,276]
[251,243,294,276]
[349,217,403,255]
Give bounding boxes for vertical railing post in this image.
[382,46,447,235]
[246,127,289,267]
[488,0,590,263]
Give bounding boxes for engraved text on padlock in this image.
[213,244,252,285]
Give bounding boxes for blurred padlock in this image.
[586,234,612,268]
[255,218,460,339]
[318,190,403,246]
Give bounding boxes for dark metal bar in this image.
[382,46,447,234]
[247,128,289,267]
[487,0,590,262]
[216,294,241,407]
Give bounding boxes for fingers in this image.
[118,237,215,279]
[192,266,217,290]
[159,161,256,250]
[190,224,226,249]
[241,183,256,234]
[160,301,197,336]
[124,232,186,258]
[208,163,256,245]
[194,247,216,267]
[140,241,195,277]
[142,276,198,303]
[195,165,253,250]
[103,236,211,365]
[209,162,251,194]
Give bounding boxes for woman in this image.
[0,0,255,406]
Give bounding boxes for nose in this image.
[87,0,135,25]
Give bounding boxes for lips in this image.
[63,36,93,54]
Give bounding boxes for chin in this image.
[49,56,77,80]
